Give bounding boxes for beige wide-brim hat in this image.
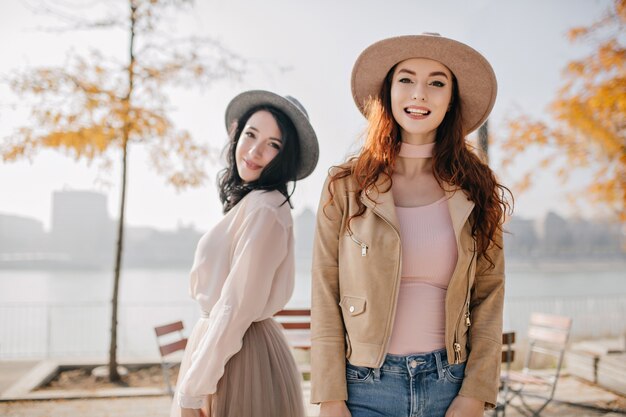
[225,90,319,180]
[351,33,497,134]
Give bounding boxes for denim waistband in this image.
[379,348,449,377]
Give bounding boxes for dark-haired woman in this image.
[171,90,318,417]
[311,34,512,417]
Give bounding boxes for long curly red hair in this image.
[328,66,513,267]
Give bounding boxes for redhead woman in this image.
[170,90,319,417]
[311,34,512,417]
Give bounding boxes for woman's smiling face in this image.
[235,110,283,183]
[390,57,453,143]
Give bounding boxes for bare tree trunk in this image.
[109,137,129,382]
[108,0,137,383]
[478,120,489,165]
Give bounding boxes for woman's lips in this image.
[404,106,431,119]
[243,158,262,170]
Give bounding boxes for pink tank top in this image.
[387,196,458,355]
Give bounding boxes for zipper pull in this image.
[465,312,471,327]
[361,243,368,257]
[453,342,462,364]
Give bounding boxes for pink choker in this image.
[398,141,435,158]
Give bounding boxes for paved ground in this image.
[1,359,624,416]
[0,383,321,417]
[0,393,625,417]
[0,361,38,394]
[0,396,173,417]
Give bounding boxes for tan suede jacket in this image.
[310,169,505,408]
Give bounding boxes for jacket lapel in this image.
[359,177,475,237]
[359,176,400,232]
[443,183,475,240]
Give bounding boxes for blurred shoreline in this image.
[0,257,625,273]
[506,259,626,272]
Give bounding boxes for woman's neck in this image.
[399,130,436,145]
[398,142,435,158]
[395,142,434,177]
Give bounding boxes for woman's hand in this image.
[445,395,484,417]
[319,400,352,417]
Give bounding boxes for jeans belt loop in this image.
[435,350,444,380]
[372,367,381,381]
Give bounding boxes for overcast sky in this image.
[0,0,613,231]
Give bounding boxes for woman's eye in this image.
[270,142,281,150]
[245,131,255,138]
[398,77,412,84]
[430,80,446,87]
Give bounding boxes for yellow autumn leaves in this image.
[501,0,625,220]
[1,28,242,191]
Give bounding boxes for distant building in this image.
[123,224,200,267]
[50,190,115,267]
[1,191,623,270]
[542,211,573,255]
[0,213,47,253]
[536,211,625,258]
[567,217,624,257]
[504,216,539,258]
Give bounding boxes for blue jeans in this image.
[346,349,465,417]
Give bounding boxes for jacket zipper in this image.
[465,304,471,327]
[348,231,368,257]
[453,247,476,363]
[453,342,462,363]
[368,206,402,367]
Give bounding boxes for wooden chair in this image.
[493,331,517,416]
[502,313,572,416]
[274,309,311,377]
[154,320,188,396]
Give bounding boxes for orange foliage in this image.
[1,5,244,190]
[501,0,626,221]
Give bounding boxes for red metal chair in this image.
[154,320,188,396]
[493,331,517,416]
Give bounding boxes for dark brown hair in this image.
[218,106,300,213]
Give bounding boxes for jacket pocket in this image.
[339,295,366,316]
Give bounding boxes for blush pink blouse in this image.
[176,190,295,408]
[388,142,458,355]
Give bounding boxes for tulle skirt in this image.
[170,317,305,417]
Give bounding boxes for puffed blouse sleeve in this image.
[176,205,290,409]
